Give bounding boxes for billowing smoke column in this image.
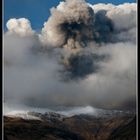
[41,0,114,48]
[41,0,95,48]
[4,0,137,110]
[40,0,113,79]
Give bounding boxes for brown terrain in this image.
[4,112,136,140]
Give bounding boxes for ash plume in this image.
[41,0,95,48]
[4,0,137,110]
[40,0,114,79]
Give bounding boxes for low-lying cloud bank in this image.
[4,0,137,110]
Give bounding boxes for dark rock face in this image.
[4,112,136,140]
[108,117,136,140]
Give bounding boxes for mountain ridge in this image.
[4,109,136,140]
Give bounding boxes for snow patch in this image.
[5,110,41,120]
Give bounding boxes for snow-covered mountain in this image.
[4,106,133,121]
[4,107,136,140]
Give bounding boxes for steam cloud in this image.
[4,0,137,110]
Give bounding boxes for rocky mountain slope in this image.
[4,110,136,140]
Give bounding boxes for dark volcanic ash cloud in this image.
[4,0,137,110]
[40,0,95,48]
[40,0,114,79]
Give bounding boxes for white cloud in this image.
[6,18,35,37]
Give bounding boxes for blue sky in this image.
[4,0,136,30]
